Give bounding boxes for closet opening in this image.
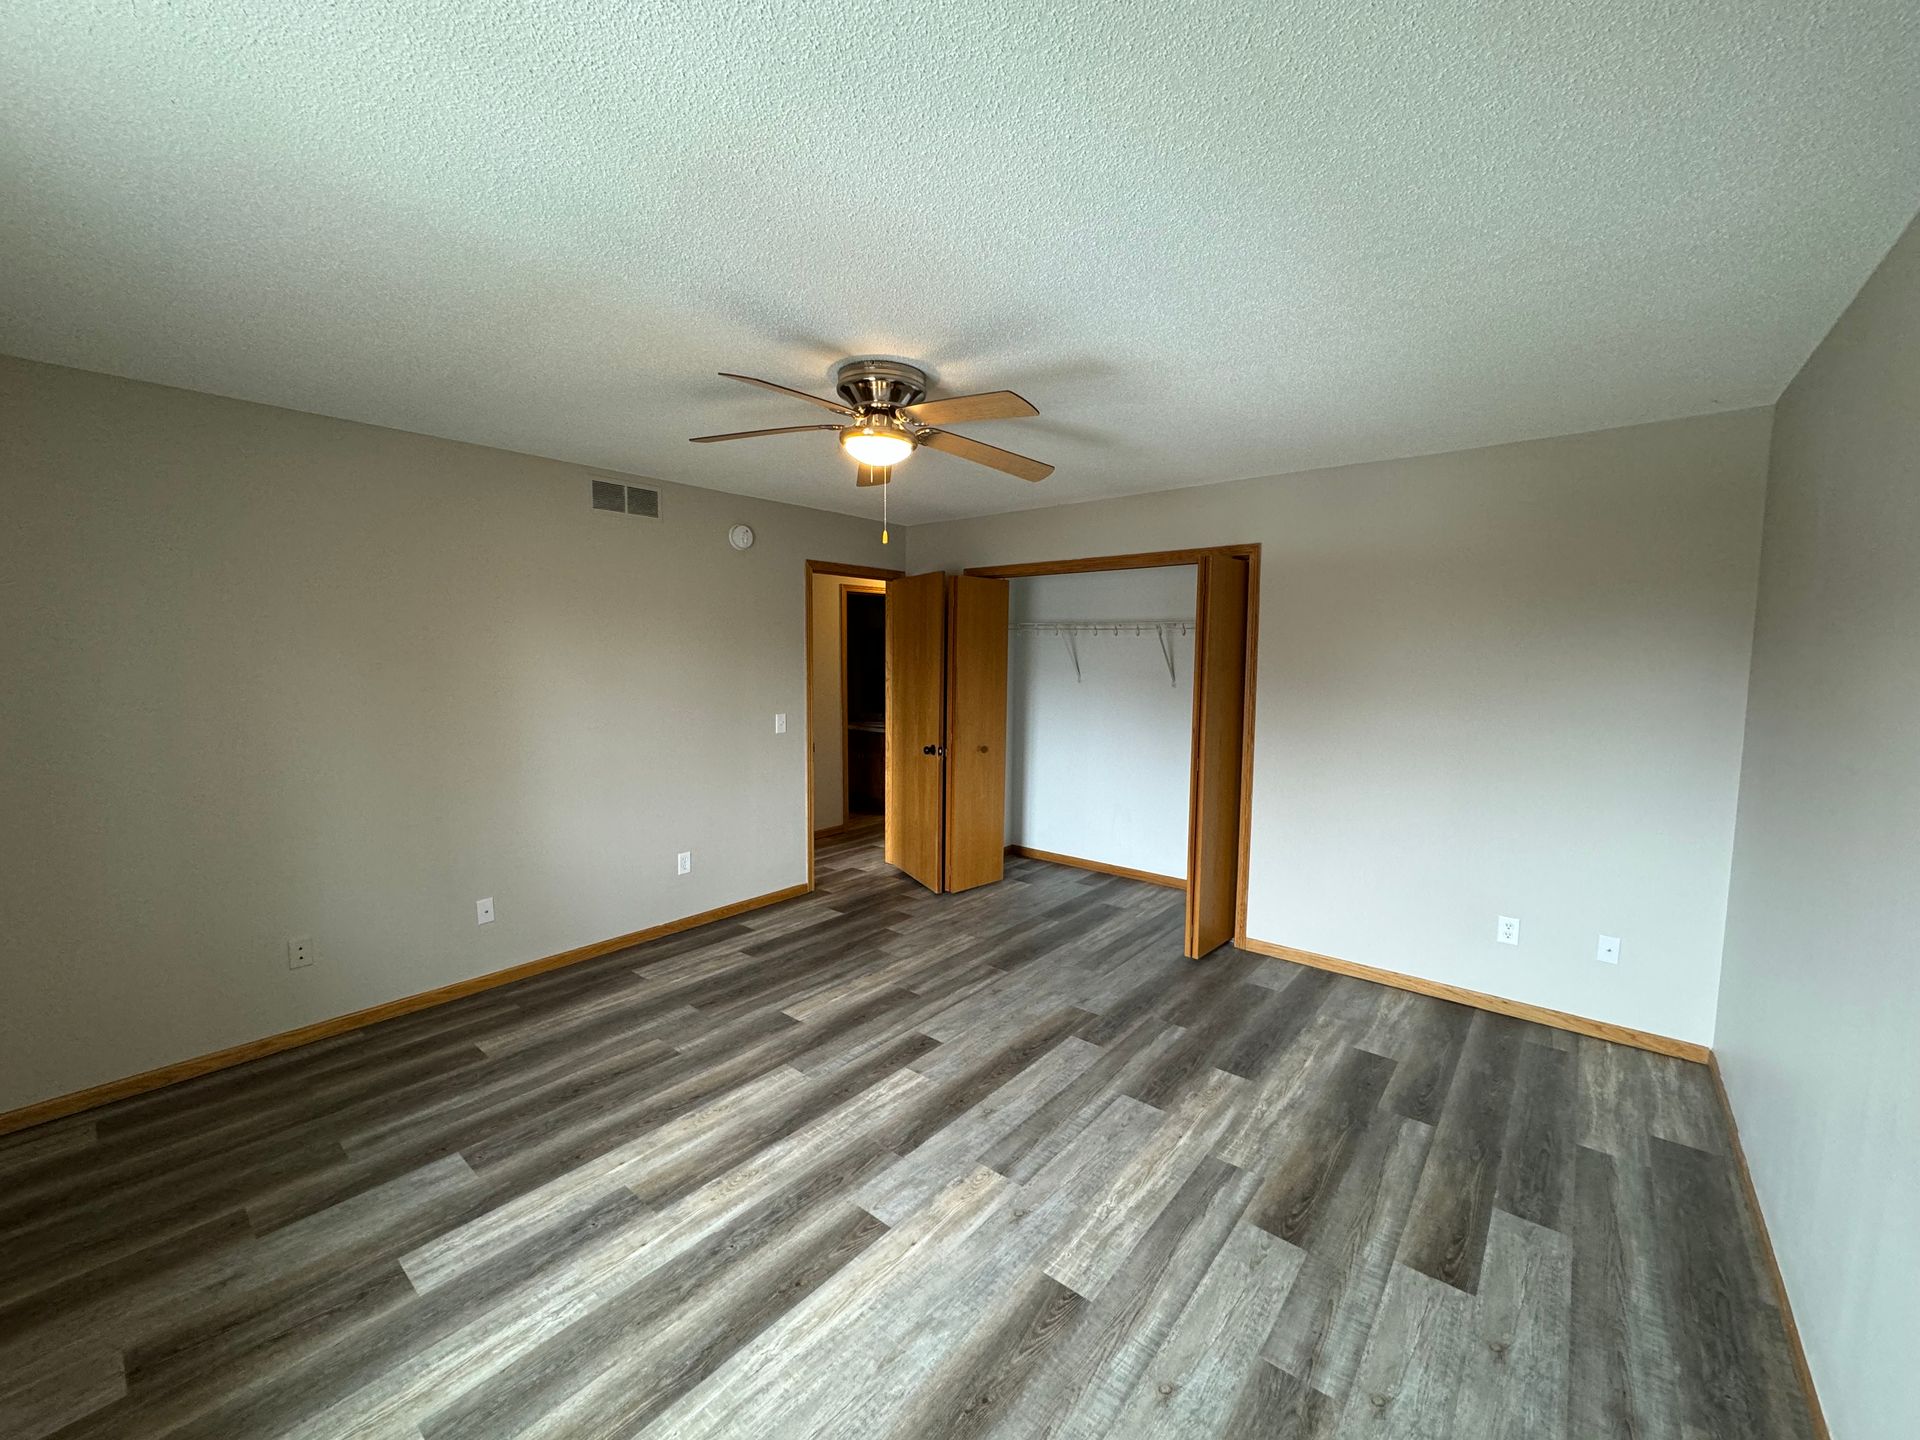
[804,559,904,889]
[1004,567,1197,893]
[843,588,886,824]
[964,547,1259,958]
[859,546,1256,957]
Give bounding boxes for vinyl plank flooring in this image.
[791,1100,1162,1440]
[1566,1144,1675,1439]
[1007,1155,1261,1440]
[1259,1110,1433,1406]
[0,834,1815,1438]
[1045,1068,1246,1299]
[1106,1217,1304,1437]
[0,1340,125,1440]
[1647,1136,1816,1440]
[1370,995,1474,1127]
[1493,1040,1575,1234]
[1396,1010,1526,1293]
[1220,1360,1341,1440]
[879,1269,1086,1440]
[1445,1208,1573,1440]
[1334,1259,1474,1437]
[1245,1046,1397,1246]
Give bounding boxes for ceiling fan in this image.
[690,359,1053,487]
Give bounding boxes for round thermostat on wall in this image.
[727,524,755,551]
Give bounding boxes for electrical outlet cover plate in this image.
[287,936,313,970]
[1497,916,1520,946]
[477,897,495,925]
[1598,934,1621,965]
[677,851,692,876]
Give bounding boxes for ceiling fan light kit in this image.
[839,417,917,468]
[689,357,1054,489]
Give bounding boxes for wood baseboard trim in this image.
[0,881,810,1140]
[1707,1056,1831,1439]
[1234,935,1711,1064]
[1006,845,1186,891]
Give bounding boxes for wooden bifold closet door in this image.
[884,571,948,893]
[942,575,1009,892]
[1185,553,1251,957]
[884,572,1008,895]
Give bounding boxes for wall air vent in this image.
[590,477,660,518]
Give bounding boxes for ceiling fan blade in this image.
[898,390,1038,425]
[855,464,892,487]
[718,372,856,416]
[919,429,1053,482]
[689,424,841,443]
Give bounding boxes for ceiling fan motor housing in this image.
[834,358,929,413]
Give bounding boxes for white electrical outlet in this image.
[1496,916,1521,946]
[677,851,692,876]
[774,713,787,734]
[476,897,495,925]
[286,935,313,970]
[1597,934,1621,965]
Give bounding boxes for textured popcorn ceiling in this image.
[2,2,1917,524]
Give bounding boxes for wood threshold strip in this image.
[1235,934,1712,1064]
[0,880,810,1139]
[1707,1056,1833,1439]
[1006,844,1186,891]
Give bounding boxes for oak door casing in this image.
[942,575,1009,893]
[1185,553,1250,957]
[885,571,948,893]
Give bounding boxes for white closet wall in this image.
[1007,568,1196,879]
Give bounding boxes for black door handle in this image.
[922,743,946,756]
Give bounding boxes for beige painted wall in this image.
[1717,216,1920,1440]
[908,411,1772,1044]
[0,356,888,1113]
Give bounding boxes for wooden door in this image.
[943,575,1009,893]
[1185,554,1250,957]
[885,571,948,892]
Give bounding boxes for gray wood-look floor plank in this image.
[1221,1359,1342,1440]
[0,833,1816,1438]
[1335,1259,1474,1437]
[1648,1136,1817,1440]
[1396,1010,1526,1294]
[0,1340,124,1440]
[1445,1209,1573,1440]
[1567,1143,1664,1439]
[1260,1110,1434,1406]
[1108,1217,1304,1437]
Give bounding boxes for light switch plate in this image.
[774,713,786,734]
[1598,934,1621,965]
[476,897,494,925]
[287,936,313,970]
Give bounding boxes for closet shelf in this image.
[1008,618,1194,686]
[1008,618,1195,634]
